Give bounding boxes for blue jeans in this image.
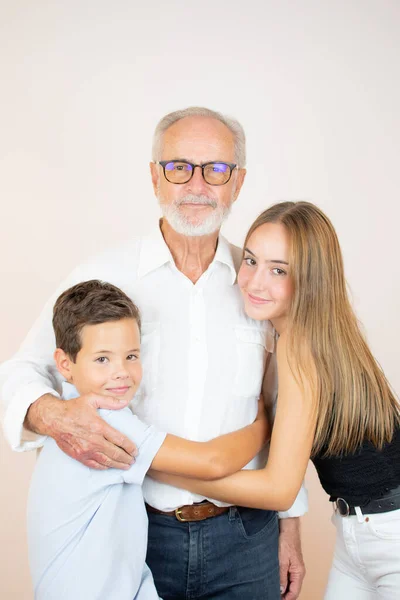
[146,506,280,600]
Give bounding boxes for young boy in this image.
[27,280,269,600]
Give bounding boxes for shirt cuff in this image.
[3,382,61,452]
[278,483,309,518]
[123,429,167,486]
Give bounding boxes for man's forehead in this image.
[162,116,235,159]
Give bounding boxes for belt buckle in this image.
[336,497,350,517]
[175,508,187,522]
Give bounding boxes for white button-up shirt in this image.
[0,224,308,517]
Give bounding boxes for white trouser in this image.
[324,507,400,599]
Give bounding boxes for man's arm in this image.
[278,517,305,600]
[25,392,137,470]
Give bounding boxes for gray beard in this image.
[158,194,232,237]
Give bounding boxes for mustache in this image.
[177,194,217,209]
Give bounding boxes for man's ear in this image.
[150,161,160,196]
[54,348,74,382]
[233,168,247,203]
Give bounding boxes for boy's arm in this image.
[150,397,270,480]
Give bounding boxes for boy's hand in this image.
[25,393,137,470]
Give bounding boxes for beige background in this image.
[1,1,399,598]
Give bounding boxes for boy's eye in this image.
[243,256,256,267]
[126,354,138,361]
[95,356,108,364]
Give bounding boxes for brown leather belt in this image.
[146,501,230,522]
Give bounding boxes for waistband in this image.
[146,501,231,522]
[334,483,400,517]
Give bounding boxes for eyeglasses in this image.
[156,160,237,186]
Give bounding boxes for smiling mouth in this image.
[106,386,131,395]
[180,203,213,208]
[247,293,271,305]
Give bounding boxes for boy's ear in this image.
[54,348,74,381]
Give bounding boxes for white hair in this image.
[158,193,232,237]
[152,106,246,168]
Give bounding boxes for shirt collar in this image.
[138,222,238,285]
[213,235,238,285]
[137,222,175,279]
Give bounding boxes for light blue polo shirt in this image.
[27,407,166,599]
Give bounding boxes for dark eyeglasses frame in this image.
[156,160,238,186]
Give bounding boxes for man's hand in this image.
[278,517,306,600]
[24,393,137,469]
[255,395,271,445]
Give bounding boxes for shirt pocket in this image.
[136,321,160,397]
[233,326,268,398]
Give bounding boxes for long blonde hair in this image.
[245,201,400,456]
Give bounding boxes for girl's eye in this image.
[243,256,256,267]
[126,354,138,361]
[272,268,286,276]
[95,356,108,364]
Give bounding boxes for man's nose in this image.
[187,166,209,194]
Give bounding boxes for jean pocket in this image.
[366,508,400,541]
[235,507,278,540]
[233,327,267,398]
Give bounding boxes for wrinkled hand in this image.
[25,393,137,469]
[279,518,306,600]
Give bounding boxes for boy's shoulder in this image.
[32,436,91,495]
[97,407,158,448]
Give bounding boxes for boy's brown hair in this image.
[52,280,141,362]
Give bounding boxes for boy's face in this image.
[55,318,142,402]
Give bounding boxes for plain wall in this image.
[1,1,399,598]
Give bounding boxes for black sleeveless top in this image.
[312,427,400,505]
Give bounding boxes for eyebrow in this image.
[93,348,141,354]
[166,158,230,164]
[244,247,289,265]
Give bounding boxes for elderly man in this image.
[1,107,307,600]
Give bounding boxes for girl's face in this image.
[238,222,293,332]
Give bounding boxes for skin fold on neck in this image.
[160,218,219,284]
